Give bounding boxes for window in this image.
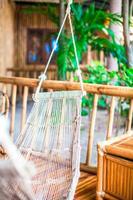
[27,29,57,65]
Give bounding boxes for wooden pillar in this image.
[59,0,65,29]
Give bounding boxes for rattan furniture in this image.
[97,132,133,200]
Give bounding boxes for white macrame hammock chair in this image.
[0,1,86,199]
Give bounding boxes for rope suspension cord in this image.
[68,10,86,96]
[34,0,86,100]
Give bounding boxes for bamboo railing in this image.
[7,66,58,80]
[0,76,133,173]
[7,65,89,81]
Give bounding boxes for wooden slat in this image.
[127,99,133,131]
[10,85,17,137]
[21,86,28,130]
[106,96,116,140]
[86,94,98,166]
[0,76,133,98]
[75,171,97,200]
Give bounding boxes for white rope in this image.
[34,2,72,100]
[68,12,86,96]
[34,0,86,100]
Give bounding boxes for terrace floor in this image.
[75,171,97,200]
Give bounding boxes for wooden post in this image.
[59,0,65,29]
[127,99,133,131]
[97,144,104,200]
[86,94,98,166]
[106,96,116,140]
[21,86,28,130]
[10,85,17,138]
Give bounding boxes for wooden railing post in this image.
[86,94,98,166]
[21,86,29,130]
[10,85,17,138]
[106,96,116,140]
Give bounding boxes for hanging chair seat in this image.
[21,150,72,200]
[14,90,82,200]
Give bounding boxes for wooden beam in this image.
[0,76,133,98]
[7,65,89,72]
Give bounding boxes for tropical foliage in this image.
[81,62,133,115]
[57,3,126,79]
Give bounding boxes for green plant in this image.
[81,62,133,116]
[81,62,115,115]
[57,3,126,79]
[117,65,133,87]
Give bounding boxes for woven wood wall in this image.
[0,0,15,75]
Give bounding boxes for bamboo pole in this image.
[86,94,98,166]
[10,85,17,137]
[21,86,28,130]
[96,144,104,200]
[127,99,133,131]
[106,96,116,140]
[0,76,133,98]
